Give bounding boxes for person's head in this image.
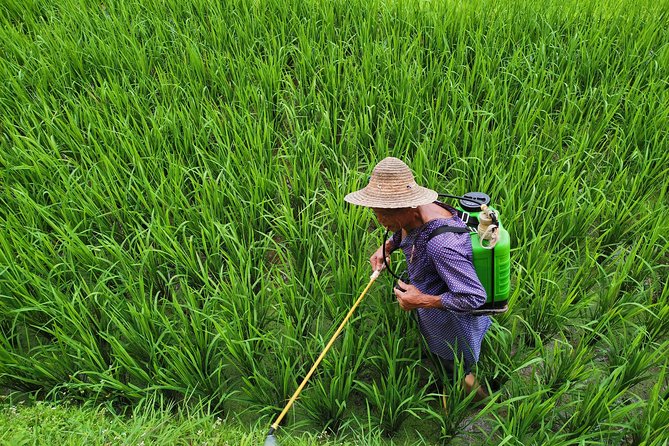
[370,206,420,232]
[345,157,437,230]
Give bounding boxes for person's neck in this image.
[401,207,425,232]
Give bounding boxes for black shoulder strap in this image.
[427,225,470,242]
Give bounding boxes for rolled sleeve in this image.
[390,231,402,253]
[427,241,487,312]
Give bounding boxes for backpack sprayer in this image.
[383,192,510,315]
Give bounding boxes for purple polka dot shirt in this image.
[391,203,491,367]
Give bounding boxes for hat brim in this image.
[344,186,438,209]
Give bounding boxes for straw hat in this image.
[344,157,438,208]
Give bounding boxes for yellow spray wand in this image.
[264,269,381,446]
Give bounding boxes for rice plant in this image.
[355,318,433,436]
[1,0,668,443]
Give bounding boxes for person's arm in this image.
[370,233,400,272]
[394,236,485,312]
[429,242,487,312]
[384,231,401,256]
[394,280,442,310]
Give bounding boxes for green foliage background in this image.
[1,0,668,443]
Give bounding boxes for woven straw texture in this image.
[344,157,438,208]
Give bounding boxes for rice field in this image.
[1,0,668,444]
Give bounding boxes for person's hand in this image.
[370,245,389,273]
[394,281,441,311]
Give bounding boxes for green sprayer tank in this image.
[456,193,511,310]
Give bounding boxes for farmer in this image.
[345,157,490,401]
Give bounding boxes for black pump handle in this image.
[437,193,486,202]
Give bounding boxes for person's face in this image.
[372,207,412,232]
